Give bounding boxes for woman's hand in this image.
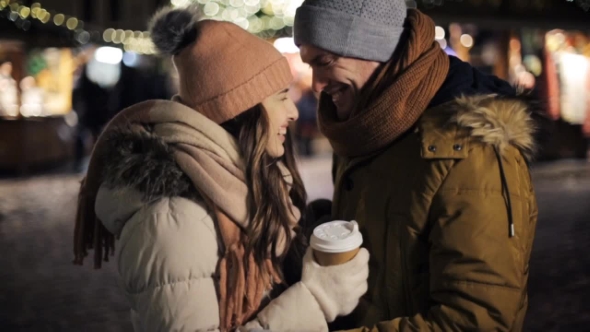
[301,247,370,322]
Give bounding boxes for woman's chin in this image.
[266,144,285,159]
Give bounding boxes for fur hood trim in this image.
[453,95,536,160]
[421,95,537,161]
[100,127,196,202]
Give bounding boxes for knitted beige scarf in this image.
[73,99,300,331]
[318,10,450,158]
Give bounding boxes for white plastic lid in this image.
[310,220,363,253]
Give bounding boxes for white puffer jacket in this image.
[94,129,328,332]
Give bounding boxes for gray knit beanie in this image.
[294,0,407,62]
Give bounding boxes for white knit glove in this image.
[301,246,370,322]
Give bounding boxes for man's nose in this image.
[311,72,328,94]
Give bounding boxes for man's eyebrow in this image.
[309,54,330,66]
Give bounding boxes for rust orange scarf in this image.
[318,10,450,158]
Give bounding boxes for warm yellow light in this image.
[103,28,115,42]
[269,16,284,30]
[261,1,273,15]
[33,8,43,19]
[203,2,220,16]
[234,17,249,29]
[460,34,474,48]
[53,13,65,26]
[124,30,134,41]
[230,0,245,7]
[172,0,192,6]
[112,29,125,44]
[244,3,261,14]
[66,17,78,30]
[41,11,51,23]
[435,26,445,40]
[247,16,263,33]
[19,6,31,19]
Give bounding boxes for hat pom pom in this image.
[149,5,201,56]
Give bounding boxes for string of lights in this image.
[0,0,155,54]
[172,0,304,38]
[0,0,306,55]
[1,0,588,57]
[0,1,82,35]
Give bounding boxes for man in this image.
[294,0,538,331]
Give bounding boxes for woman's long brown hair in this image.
[221,104,307,280]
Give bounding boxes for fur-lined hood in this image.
[99,128,198,201]
[94,128,200,236]
[419,95,536,161]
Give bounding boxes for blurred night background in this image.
[1,0,589,331]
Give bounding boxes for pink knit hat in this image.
[150,6,293,124]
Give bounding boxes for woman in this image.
[73,6,369,332]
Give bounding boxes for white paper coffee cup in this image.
[310,220,363,266]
